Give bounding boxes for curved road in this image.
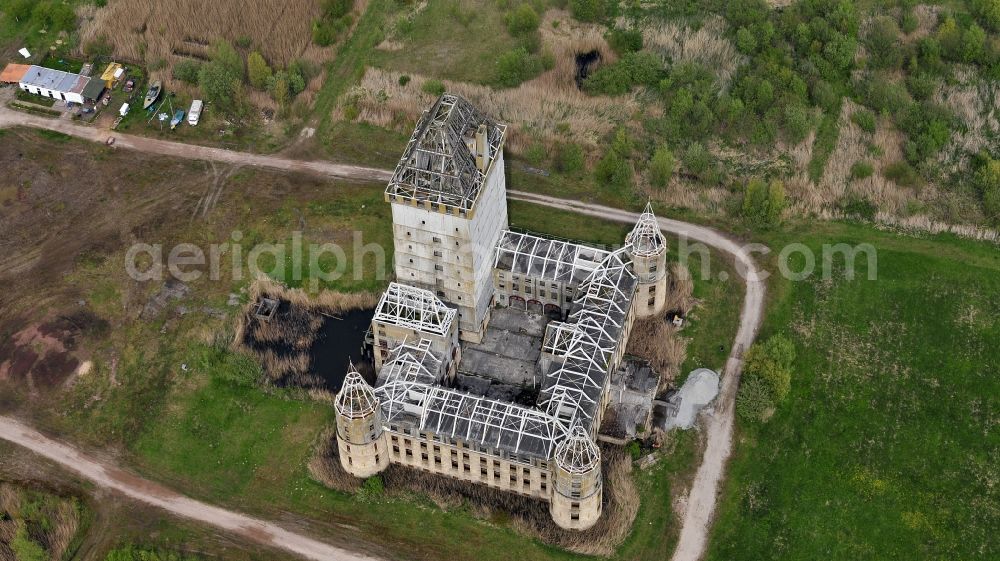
[0,106,765,561]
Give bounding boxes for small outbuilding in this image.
[100,62,124,88]
[17,65,92,104]
[0,63,30,84]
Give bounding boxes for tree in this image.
[865,16,903,69]
[555,143,585,173]
[495,47,543,88]
[974,158,1000,223]
[649,145,675,187]
[269,71,290,106]
[247,52,272,90]
[735,27,757,54]
[741,178,786,228]
[505,3,540,36]
[172,60,202,84]
[209,40,244,81]
[596,128,633,190]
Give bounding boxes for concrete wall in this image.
[371,320,460,377]
[494,270,576,316]
[630,251,668,319]
[389,150,508,342]
[550,462,603,530]
[337,413,390,478]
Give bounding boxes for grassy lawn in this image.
[706,221,1000,560]
[367,0,521,85]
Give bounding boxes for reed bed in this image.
[80,0,335,80]
[350,9,632,154]
[625,264,693,387]
[642,16,746,90]
[0,483,81,561]
[234,278,377,388]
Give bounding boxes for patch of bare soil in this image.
[0,312,108,391]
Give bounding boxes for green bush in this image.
[607,27,643,54]
[851,109,877,133]
[735,27,757,54]
[850,160,874,180]
[744,335,796,404]
[595,128,633,190]
[356,475,385,502]
[495,47,545,88]
[625,440,642,461]
[682,142,712,178]
[883,160,919,186]
[974,158,1000,222]
[741,178,786,228]
[555,143,585,173]
[505,3,540,36]
[584,52,665,95]
[323,0,354,19]
[247,52,272,90]
[973,0,1000,31]
[649,145,675,187]
[173,60,202,85]
[570,0,607,22]
[736,375,774,423]
[865,16,904,69]
[422,79,446,97]
[398,74,411,87]
[905,73,936,101]
[12,524,46,561]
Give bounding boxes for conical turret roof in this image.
[554,424,601,474]
[335,362,378,419]
[626,202,666,258]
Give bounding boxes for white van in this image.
[188,99,203,126]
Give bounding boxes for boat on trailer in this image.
[143,80,162,110]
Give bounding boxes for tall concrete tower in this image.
[550,424,603,530]
[385,94,508,343]
[626,203,668,318]
[334,363,389,478]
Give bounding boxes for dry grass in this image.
[79,0,344,82]
[625,264,693,387]
[0,483,80,561]
[934,69,1000,175]
[309,435,640,556]
[233,277,377,387]
[349,9,633,154]
[642,16,746,90]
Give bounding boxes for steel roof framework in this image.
[373,282,456,337]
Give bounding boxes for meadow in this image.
[707,222,1000,560]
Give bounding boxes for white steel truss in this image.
[386,93,506,213]
[335,362,379,419]
[494,230,609,285]
[555,424,601,474]
[373,282,456,337]
[625,202,666,258]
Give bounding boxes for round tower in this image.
[334,363,389,478]
[550,425,603,530]
[626,202,668,318]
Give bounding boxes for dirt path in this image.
[0,106,393,184]
[0,417,380,561]
[0,107,766,561]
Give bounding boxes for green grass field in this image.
[707,222,1000,560]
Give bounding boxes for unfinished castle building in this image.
[335,94,668,530]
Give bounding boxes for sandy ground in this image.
[0,106,766,561]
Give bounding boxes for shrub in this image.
[524,142,547,166]
[356,475,384,502]
[607,27,643,54]
[422,79,446,97]
[555,143,585,173]
[736,375,774,423]
[783,104,812,143]
[505,3,540,36]
[850,160,874,180]
[625,440,642,461]
[905,73,936,101]
[735,27,757,54]
[584,51,665,95]
[247,52,272,90]
[900,10,919,34]
[865,16,903,69]
[172,60,202,85]
[595,128,633,190]
[683,142,712,178]
[851,109,877,133]
[209,40,244,80]
[974,158,1000,222]
[744,335,796,403]
[973,0,1000,31]
[570,0,606,22]
[883,160,919,186]
[495,47,544,88]
[741,178,786,228]
[649,145,675,187]
[842,196,878,220]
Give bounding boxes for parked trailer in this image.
[188,99,203,126]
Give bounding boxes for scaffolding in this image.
[373,282,457,337]
[385,93,506,213]
[494,230,610,286]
